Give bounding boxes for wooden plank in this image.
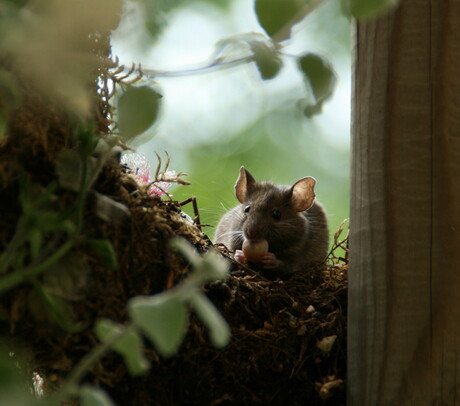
[427,2,460,403]
[348,1,460,404]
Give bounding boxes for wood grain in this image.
[349,1,460,404]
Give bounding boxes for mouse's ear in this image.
[290,177,316,212]
[235,166,256,203]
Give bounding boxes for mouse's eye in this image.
[244,205,251,213]
[272,209,281,220]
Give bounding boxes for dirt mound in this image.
[0,62,347,406]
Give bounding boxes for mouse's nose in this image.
[246,228,258,240]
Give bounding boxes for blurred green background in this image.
[111,0,351,243]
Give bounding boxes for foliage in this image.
[117,85,162,141]
[111,0,400,144]
[0,0,123,116]
[0,124,117,293]
[80,386,115,406]
[129,239,229,355]
[132,0,349,242]
[343,0,399,19]
[298,53,337,117]
[141,0,234,40]
[0,120,229,404]
[249,40,283,80]
[255,0,319,41]
[0,351,45,406]
[0,0,398,404]
[1,153,230,402]
[60,238,229,404]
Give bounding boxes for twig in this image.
[179,197,201,229]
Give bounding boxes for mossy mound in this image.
[0,61,347,406]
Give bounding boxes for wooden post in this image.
[348,1,460,404]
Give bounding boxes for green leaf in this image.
[171,238,229,281]
[189,291,230,348]
[30,211,75,234]
[128,294,188,357]
[43,255,88,301]
[201,249,229,281]
[94,192,130,225]
[303,103,322,118]
[75,123,99,158]
[86,239,118,270]
[31,281,86,333]
[298,53,336,103]
[342,0,399,19]
[169,238,200,265]
[80,385,114,406]
[55,150,84,192]
[29,229,42,262]
[298,53,337,116]
[95,319,150,376]
[255,0,308,41]
[55,149,107,193]
[117,86,162,141]
[249,41,283,80]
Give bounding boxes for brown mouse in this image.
[214,167,329,277]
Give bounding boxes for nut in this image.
[242,239,269,262]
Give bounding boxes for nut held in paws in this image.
[242,239,269,262]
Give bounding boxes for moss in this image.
[0,56,347,406]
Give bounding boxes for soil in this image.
[0,58,348,406]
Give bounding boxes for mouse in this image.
[214,167,329,277]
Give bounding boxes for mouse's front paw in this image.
[234,249,248,265]
[261,252,278,269]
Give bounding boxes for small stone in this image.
[297,324,307,336]
[306,305,315,313]
[316,335,337,354]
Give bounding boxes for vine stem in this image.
[140,55,256,78]
[116,0,326,80]
[0,239,75,293]
[59,324,135,398]
[75,150,89,233]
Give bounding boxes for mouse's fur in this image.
[214,167,329,277]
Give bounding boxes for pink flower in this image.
[121,152,173,196]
